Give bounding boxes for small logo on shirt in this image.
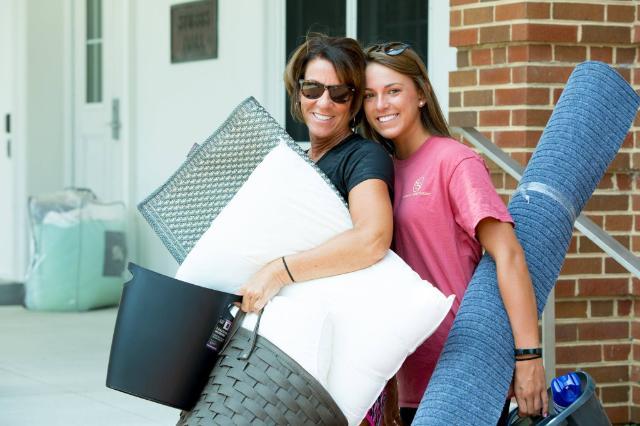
[403,176,431,198]
[413,176,424,193]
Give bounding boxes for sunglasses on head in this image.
[299,79,355,104]
[367,42,411,56]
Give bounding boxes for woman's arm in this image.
[476,218,549,418]
[239,178,393,313]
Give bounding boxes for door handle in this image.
[108,98,121,140]
[4,114,10,158]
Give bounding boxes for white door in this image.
[0,0,16,280]
[73,0,126,203]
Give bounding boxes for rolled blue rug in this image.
[414,62,640,425]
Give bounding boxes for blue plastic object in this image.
[507,371,611,426]
[551,373,582,414]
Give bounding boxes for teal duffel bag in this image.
[25,188,127,311]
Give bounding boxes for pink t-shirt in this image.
[393,136,513,407]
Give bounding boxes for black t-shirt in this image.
[315,133,394,203]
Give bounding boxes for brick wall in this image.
[447,1,639,423]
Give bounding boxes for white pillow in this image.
[240,297,333,389]
[176,142,454,425]
[278,252,452,422]
[176,142,351,293]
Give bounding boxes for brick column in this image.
[448,1,639,423]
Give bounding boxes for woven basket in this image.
[178,314,347,426]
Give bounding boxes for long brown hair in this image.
[284,33,366,126]
[361,44,451,150]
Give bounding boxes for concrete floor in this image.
[0,306,180,425]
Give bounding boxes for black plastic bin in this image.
[508,371,611,426]
[106,263,241,410]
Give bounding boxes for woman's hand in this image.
[237,179,392,314]
[238,258,291,313]
[514,357,548,417]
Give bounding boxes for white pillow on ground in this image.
[176,142,454,425]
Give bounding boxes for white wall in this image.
[8,0,68,280]
[428,0,456,118]
[131,0,282,274]
[0,0,17,280]
[25,0,67,197]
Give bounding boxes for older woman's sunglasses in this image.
[367,42,411,56]
[299,79,355,103]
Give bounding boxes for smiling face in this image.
[364,62,425,144]
[300,58,353,144]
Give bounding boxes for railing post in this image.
[541,292,556,385]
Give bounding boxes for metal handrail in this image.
[456,126,640,279]
[455,126,640,385]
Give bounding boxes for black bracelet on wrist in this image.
[281,256,296,283]
[515,354,542,362]
[514,347,542,357]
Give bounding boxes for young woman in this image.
[361,42,548,425]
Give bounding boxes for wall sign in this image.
[171,0,218,63]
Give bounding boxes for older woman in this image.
[237,34,394,332]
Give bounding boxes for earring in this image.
[419,102,424,108]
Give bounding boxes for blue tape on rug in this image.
[414,62,640,425]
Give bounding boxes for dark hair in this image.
[361,43,451,149]
[284,33,366,126]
